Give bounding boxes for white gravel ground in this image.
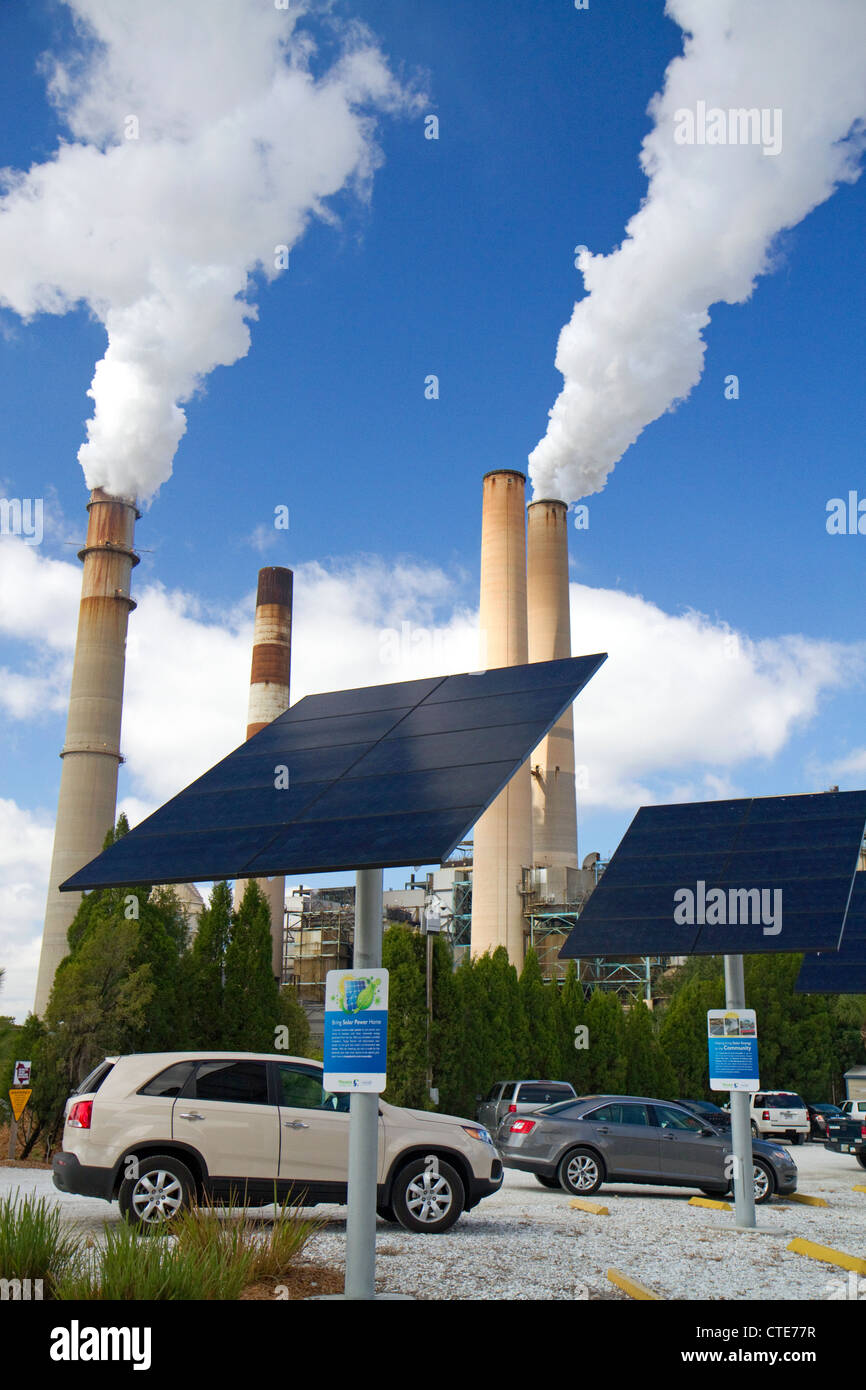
[3,1143,864,1301]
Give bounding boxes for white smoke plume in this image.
[529,0,866,503]
[0,0,421,502]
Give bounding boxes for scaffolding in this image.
[284,888,354,1004]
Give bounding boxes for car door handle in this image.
[178,1112,205,1121]
[284,1120,309,1129]
[595,1126,609,1134]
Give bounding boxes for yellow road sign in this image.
[9,1088,31,1122]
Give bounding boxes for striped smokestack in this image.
[241,566,293,980]
[34,488,140,1015]
[527,499,578,869]
[470,470,533,963]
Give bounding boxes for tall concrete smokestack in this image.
[470,470,533,963]
[240,567,293,980]
[527,499,578,870]
[34,488,140,1015]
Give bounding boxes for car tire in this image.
[391,1157,465,1234]
[118,1153,195,1232]
[752,1158,775,1204]
[557,1148,604,1197]
[534,1174,561,1189]
[794,1132,806,1146]
[376,1203,399,1223]
[856,1153,866,1170]
[750,1121,759,1137]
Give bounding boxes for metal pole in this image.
[724,953,756,1229]
[426,926,433,1098]
[344,867,383,1300]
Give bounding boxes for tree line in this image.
[381,924,866,1115]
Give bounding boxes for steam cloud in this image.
[0,0,420,502]
[529,0,866,503]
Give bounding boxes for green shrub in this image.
[0,1189,80,1296]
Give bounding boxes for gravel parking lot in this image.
[3,1142,864,1300]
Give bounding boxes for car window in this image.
[484,1084,503,1102]
[278,1063,350,1113]
[192,1060,270,1105]
[73,1061,115,1096]
[543,1101,582,1117]
[765,1094,805,1108]
[139,1061,195,1098]
[653,1104,704,1132]
[517,1084,574,1104]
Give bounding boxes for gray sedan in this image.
[496,1095,798,1204]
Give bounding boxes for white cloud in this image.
[0,0,423,501]
[567,583,863,807]
[0,799,54,1023]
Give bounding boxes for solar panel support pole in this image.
[344,867,384,1300]
[724,953,756,1230]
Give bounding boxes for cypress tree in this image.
[584,989,628,1092]
[223,880,280,1051]
[382,923,427,1108]
[519,947,559,1077]
[183,881,233,1047]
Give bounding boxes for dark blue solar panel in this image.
[560,791,866,959]
[796,871,866,993]
[61,654,606,889]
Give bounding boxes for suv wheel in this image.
[856,1153,866,1170]
[119,1154,195,1232]
[750,1121,758,1137]
[392,1158,465,1234]
[558,1148,603,1196]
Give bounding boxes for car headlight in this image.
[462,1125,495,1147]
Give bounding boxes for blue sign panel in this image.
[324,969,389,1093]
[708,1009,759,1092]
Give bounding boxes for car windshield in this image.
[540,1099,581,1116]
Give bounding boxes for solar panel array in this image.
[795,870,866,993]
[62,654,606,890]
[560,791,866,959]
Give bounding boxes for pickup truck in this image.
[824,1113,866,1168]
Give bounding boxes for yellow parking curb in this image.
[787,1238,866,1276]
[607,1267,662,1301]
[688,1196,732,1211]
[853,1185,866,1194]
[568,1197,609,1215]
[785,1193,829,1207]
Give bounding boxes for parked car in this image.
[476,1079,577,1132]
[496,1094,798,1204]
[840,1099,866,1121]
[676,1098,732,1132]
[806,1102,844,1141]
[824,1113,866,1168]
[52,1052,503,1233]
[749,1091,809,1143]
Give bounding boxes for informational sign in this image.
[13,1060,31,1087]
[708,1009,759,1091]
[9,1089,32,1122]
[324,969,389,1093]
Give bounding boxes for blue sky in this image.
[1,0,865,1019]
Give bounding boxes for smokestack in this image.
[34,488,140,1015]
[470,471,533,963]
[527,499,578,869]
[239,567,293,981]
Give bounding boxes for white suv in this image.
[52,1052,503,1233]
[749,1091,809,1144]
